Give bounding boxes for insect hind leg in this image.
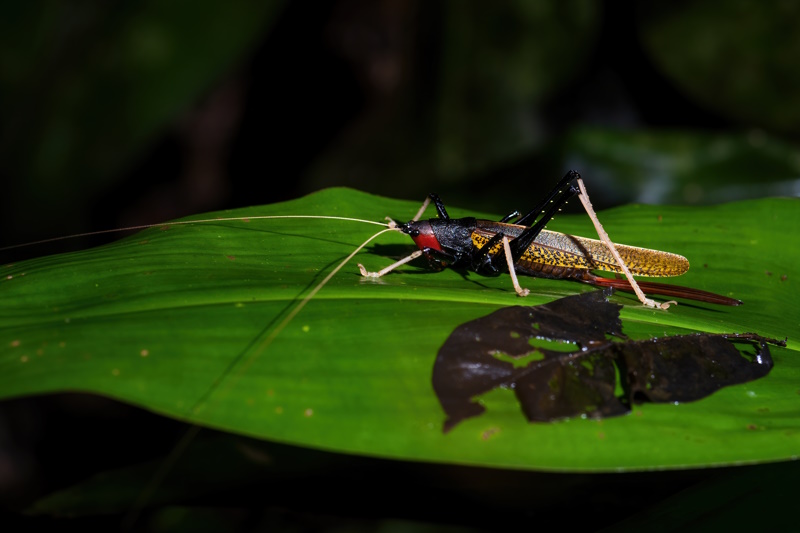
[508,180,579,263]
[515,170,580,226]
[499,210,521,223]
[427,194,450,220]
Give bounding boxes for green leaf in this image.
[561,127,800,205]
[1,188,797,473]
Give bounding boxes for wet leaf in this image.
[1,189,798,472]
[433,291,780,431]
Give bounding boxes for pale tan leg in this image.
[576,178,675,310]
[411,196,432,222]
[502,236,530,297]
[359,196,431,277]
[359,250,424,278]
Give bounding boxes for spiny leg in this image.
[575,178,673,310]
[360,247,456,278]
[473,177,579,291]
[499,210,521,223]
[411,195,433,222]
[507,180,579,263]
[503,236,530,297]
[469,232,505,273]
[515,170,580,226]
[467,231,531,297]
[427,193,450,220]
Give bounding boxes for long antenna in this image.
[121,225,397,528]
[1,215,389,253]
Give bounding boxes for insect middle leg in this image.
[475,180,579,296]
[468,232,530,297]
[474,178,580,282]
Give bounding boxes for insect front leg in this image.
[358,247,455,278]
[358,250,425,278]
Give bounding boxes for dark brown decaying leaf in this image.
[433,290,781,432]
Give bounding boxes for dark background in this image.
[2,1,799,530]
[3,0,799,257]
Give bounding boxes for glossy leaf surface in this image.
[1,188,797,471]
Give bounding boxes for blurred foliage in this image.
[640,1,800,134]
[2,0,799,250]
[435,1,597,177]
[561,127,800,206]
[0,0,284,243]
[28,430,800,531]
[306,0,600,198]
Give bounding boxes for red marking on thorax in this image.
[412,233,442,252]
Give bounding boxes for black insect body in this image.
[374,171,741,306]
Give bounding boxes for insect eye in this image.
[410,229,420,237]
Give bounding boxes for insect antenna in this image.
[121,223,396,528]
[1,215,388,262]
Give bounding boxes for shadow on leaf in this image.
[433,290,782,432]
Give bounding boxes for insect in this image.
[3,171,739,308]
[359,170,741,308]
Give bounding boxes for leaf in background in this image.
[606,460,800,532]
[561,126,800,205]
[0,0,285,243]
[307,0,599,196]
[434,0,598,177]
[1,188,798,474]
[638,2,800,133]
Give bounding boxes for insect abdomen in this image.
[534,230,689,277]
[471,226,689,278]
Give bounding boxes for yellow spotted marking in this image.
[471,228,689,277]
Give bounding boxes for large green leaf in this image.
[1,188,797,472]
